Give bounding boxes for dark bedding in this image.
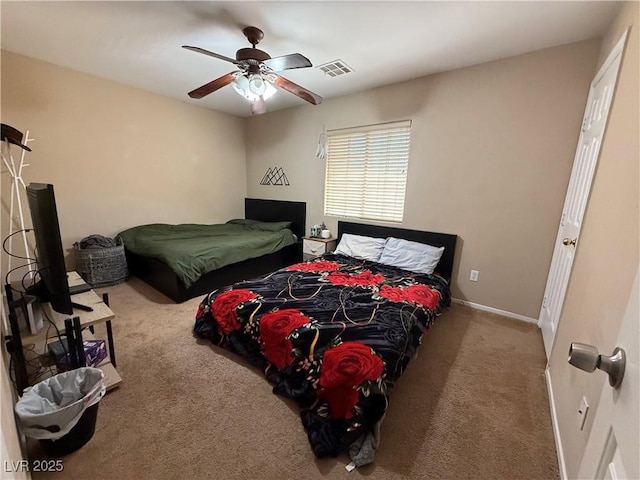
[193,252,451,464]
[119,221,296,288]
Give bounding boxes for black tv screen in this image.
[26,183,73,315]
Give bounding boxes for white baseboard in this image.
[451,297,538,324]
[545,367,567,480]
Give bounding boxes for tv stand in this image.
[11,272,122,394]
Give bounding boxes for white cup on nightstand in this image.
[321,229,331,239]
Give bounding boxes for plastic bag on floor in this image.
[14,367,105,440]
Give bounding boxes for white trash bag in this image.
[15,367,105,440]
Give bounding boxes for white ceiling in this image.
[1,1,622,118]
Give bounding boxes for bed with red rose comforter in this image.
[193,252,451,465]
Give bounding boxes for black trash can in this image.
[15,367,105,456]
[39,402,100,457]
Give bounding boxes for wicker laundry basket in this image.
[74,237,128,287]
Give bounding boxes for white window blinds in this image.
[324,120,411,223]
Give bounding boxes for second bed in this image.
[193,221,457,465]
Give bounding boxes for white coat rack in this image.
[1,130,36,283]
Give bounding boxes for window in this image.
[324,120,411,223]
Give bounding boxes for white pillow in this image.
[378,237,444,274]
[334,233,386,262]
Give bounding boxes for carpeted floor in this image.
[28,277,559,479]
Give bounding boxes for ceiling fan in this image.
[183,26,322,114]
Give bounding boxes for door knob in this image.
[568,342,626,388]
[562,237,577,246]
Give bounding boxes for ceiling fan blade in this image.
[188,72,238,99]
[251,97,267,115]
[262,53,312,72]
[271,73,323,105]
[182,45,240,65]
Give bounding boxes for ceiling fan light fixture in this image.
[262,81,277,101]
[232,74,277,102]
[248,74,266,95]
[233,74,249,91]
[232,75,258,101]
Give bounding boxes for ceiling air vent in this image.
[317,60,353,77]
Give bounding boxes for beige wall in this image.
[1,51,247,274]
[246,39,601,319]
[548,2,639,477]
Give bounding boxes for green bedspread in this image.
[119,221,296,288]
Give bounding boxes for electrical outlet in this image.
[470,270,479,282]
[578,396,589,430]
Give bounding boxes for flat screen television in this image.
[25,183,74,315]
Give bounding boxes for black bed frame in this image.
[337,221,458,283]
[125,198,306,303]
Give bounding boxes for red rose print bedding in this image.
[193,252,451,465]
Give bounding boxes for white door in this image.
[577,267,639,479]
[539,30,628,357]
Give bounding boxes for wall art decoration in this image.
[260,167,290,186]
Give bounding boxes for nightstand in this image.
[303,236,337,260]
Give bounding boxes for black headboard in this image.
[337,221,457,282]
[245,198,306,240]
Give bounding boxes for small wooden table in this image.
[18,272,122,391]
